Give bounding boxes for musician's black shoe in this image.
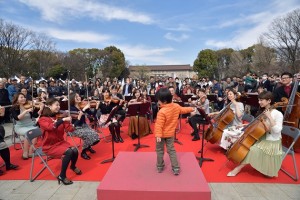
[118,137,124,143]
[113,137,119,143]
[81,152,91,160]
[192,136,200,141]
[87,147,96,154]
[131,134,138,140]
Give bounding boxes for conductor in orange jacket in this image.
[155,88,195,175]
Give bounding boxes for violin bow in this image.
[67,70,71,118]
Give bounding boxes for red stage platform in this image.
[97,152,211,200]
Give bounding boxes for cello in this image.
[281,76,300,150]
[205,102,235,144]
[226,101,287,164]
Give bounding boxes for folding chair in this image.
[25,128,56,182]
[242,113,254,123]
[280,125,300,181]
[95,112,111,143]
[10,118,24,151]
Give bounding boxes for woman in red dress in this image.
[38,98,82,185]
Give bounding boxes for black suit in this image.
[122,84,133,95]
[273,83,300,113]
[261,79,272,92]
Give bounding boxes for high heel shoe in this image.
[57,176,73,185]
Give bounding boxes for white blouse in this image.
[265,109,283,141]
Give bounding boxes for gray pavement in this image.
[1,123,299,200]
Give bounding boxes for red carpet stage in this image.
[97,152,211,200]
[0,118,299,184]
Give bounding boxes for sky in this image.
[0,0,300,66]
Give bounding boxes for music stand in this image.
[196,120,214,167]
[101,105,120,164]
[173,101,184,145]
[127,102,150,152]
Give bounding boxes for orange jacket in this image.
[155,103,194,138]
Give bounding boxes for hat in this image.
[11,77,17,81]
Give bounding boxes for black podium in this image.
[101,105,120,164]
[127,102,150,152]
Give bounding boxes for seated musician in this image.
[168,86,181,102]
[208,88,244,148]
[69,93,100,160]
[0,125,19,176]
[187,88,210,141]
[11,93,44,159]
[148,88,158,120]
[110,85,126,126]
[227,91,283,177]
[127,89,152,139]
[98,89,124,143]
[38,98,81,185]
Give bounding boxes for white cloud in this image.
[19,0,154,24]
[46,29,112,43]
[165,24,192,32]
[118,44,181,65]
[164,32,189,42]
[205,0,300,49]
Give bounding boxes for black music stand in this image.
[101,106,120,164]
[174,101,184,145]
[127,102,150,152]
[196,120,214,167]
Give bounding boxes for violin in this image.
[79,99,100,109]
[23,101,44,109]
[56,110,79,119]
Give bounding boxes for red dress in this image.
[38,116,74,158]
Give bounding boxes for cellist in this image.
[227,91,283,177]
[208,88,244,144]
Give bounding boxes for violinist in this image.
[227,91,283,177]
[69,93,100,160]
[38,98,81,185]
[127,89,152,139]
[36,91,48,103]
[11,93,44,159]
[98,89,124,143]
[169,86,181,102]
[187,88,210,141]
[111,85,126,125]
[208,88,244,149]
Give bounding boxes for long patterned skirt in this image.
[70,124,100,150]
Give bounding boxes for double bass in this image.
[227,101,286,164]
[205,102,235,144]
[281,76,300,150]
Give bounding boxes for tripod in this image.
[127,102,150,152]
[196,122,214,167]
[101,106,120,164]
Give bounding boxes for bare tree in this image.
[252,38,277,74]
[263,9,300,73]
[227,51,249,77]
[0,19,34,76]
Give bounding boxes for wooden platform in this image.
[97,151,211,200]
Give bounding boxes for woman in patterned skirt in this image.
[69,93,100,160]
